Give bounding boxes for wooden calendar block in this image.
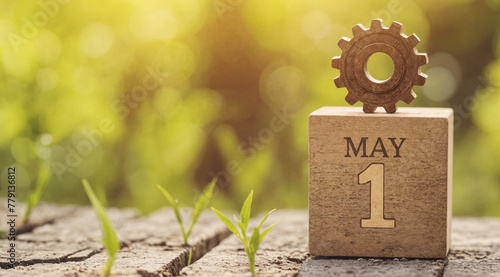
[309,107,453,258]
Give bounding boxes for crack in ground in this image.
[1,204,233,275]
[16,219,56,235]
[0,235,147,270]
[16,209,79,235]
[436,258,448,277]
[16,238,62,243]
[153,229,232,277]
[1,230,231,276]
[0,247,102,269]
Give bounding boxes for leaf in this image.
[188,248,193,266]
[186,180,216,241]
[23,162,51,223]
[211,207,242,241]
[34,162,51,199]
[249,227,261,255]
[82,179,119,277]
[235,215,247,242]
[156,185,177,207]
[211,190,281,276]
[157,185,184,226]
[257,209,276,229]
[259,217,282,244]
[240,190,253,229]
[190,179,216,229]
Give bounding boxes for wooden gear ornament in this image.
[331,19,428,113]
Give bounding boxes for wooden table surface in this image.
[1,200,499,276]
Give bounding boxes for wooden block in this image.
[308,107,453,258]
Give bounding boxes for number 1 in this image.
[359,163,395,228]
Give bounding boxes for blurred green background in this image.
[1,0,499,216]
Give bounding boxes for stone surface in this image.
[443,218,500,277]
[2,201,499,276]
[1,201,230,276]
[180,210,309,277]
[0,199,79,234]
[298,257,445,277]
[298,217,500,277]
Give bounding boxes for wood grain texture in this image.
[309,107,453,258]
[331,19,428,113]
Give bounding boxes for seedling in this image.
[188,248,193,266]
[212,190,280,276]
[83,179,120,277]
[23,162,51,224]
[156,179,216,245]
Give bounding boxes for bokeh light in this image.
[0,0,499,216]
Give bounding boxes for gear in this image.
[331,19,428,113]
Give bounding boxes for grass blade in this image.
[189,179,216,231]
[158,181,216,245]
[257,209,276,229]
[247,227,260,276]
[188,248,193,266]
[23,162,51,223]
[32,162,51,201]
[249,227,260,254]
[211,207,242,241]
[211,190,280,276]
[82,179,120,277]
[234,215,247,242]
[240,190,253,228]
[259,217,282,244]
[157,185,184,226]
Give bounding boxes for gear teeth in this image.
[370,19,384,30]
[383,104,398,113]
[352,24,367,36]
[389,21,403,34]
[338,37,350,50]
[345,93,357,105]
[334,76,345,88]
[363,104,377,113]
[416,53,428,66]
[331,56,342,69]
[407,34,420,47]
[401,91,417,104]
[416,73,428,86]
[332,20,428,114]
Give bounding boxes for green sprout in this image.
[23,162,51,224]
[156,179,216,245]
[83,179,120,277]
[211,190,280,276]
[187,248,193,266]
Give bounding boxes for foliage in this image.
[22,163,51,224]
[212,190,280,276]
[0,1,500,216]
[82,179,120,277]
[188,248,193,266]
[157,179,216,245]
